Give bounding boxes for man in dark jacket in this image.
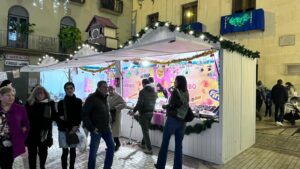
[271,79,288,126]
[82,81,114,169]
[133,79,157,155]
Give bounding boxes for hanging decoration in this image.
[148,118,217,135]
[140,50,215,65]
[37,54,59,66]
[119,21,260,59]
[79,63,116,73]
[32,0,70,14]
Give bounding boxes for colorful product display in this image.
[122,52,220,117]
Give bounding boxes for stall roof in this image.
[21,27,219,72]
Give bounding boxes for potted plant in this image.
[10,22,36,48]
[58,26,82,53]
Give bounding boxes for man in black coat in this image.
[82,81,114,169]
[271,79,288,126]
[133,79,157,155]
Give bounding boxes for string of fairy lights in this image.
[36,21,260,74]
[32,0,70,14]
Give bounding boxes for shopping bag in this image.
[76,127,87,152]
[151,112,165,126]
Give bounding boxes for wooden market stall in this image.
[21,24,257,164]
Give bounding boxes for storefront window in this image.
[147,12,159,25]
[232,0,256,13]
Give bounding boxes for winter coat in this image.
[82,90,111,133]
[287,86,296,99]
[133,85,157,114]
[2,103,30,158]
[271,84,288,105]
[108,93,127,137]
[57,95,82,131]
[164,88,189,119]
[25,100,56,146]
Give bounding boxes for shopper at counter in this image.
[155,75,189,169]
[133,79,157,155]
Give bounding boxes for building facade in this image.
[0,0,132,101]
[133,0,300,91]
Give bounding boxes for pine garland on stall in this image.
[119,21,260,59]
[148,118,217,135]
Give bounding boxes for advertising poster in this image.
[122,51,220,116]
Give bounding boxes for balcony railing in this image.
[100,0,123,15]
[0,30,59,53]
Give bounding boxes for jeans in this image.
[88,131,114,169]
[156,116,185,169]
[274,103,285,122]
[265,104,272,117]
[135,113,153,150]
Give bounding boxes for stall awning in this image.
[20,27,219,72]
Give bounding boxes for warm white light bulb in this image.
[176,27,180,31]
[200,34,205,39]
[189,30,194,35]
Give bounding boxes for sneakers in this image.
[276,121,283,126]
[143,148,153,155]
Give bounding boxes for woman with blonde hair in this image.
[0,86,30,169]
[25,86,56,169]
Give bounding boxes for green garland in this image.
[148,118,217,135]
[120,21,260,59]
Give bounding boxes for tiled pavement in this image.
[13,119,300,169]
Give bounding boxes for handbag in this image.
[184,107,195,122]
[66,132,79,145]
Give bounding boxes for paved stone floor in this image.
[12,118,300,169]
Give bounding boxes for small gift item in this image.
[151,111,165,126]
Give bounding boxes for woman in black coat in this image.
[25,86,56,169]
[155,76,189,169]
[57,82,82,169]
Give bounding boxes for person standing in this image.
[285,82,297,99]
[148,77,157,92]
[25,86,56,169]
[265,89,273,118]
[271,79,288,126]
[0,79,23,105]
[108,86,129,151]
[133,79,157,155]
[156,83,168,99]
[57,82,82,169]
[155,76,189,169]
[0,86,29,169]
[82,81,114,169]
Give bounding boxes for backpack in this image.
[175,89,190,120]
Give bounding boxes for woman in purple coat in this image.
[0,86,30,169]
